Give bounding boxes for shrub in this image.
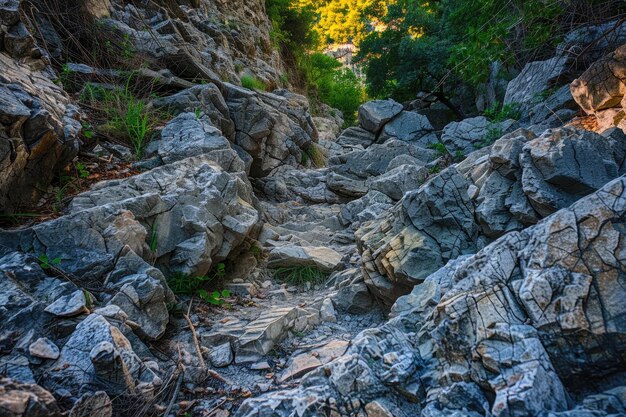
[484,102,521,122]
[241,75,267,91]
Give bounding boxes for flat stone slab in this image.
[267,246,343,272]
[278,340,349,382]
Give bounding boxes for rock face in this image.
[358,100,403,134]
[235,176,626,417]
[441,116,519,156]
[358,126,626,305]
[0,54,82,214]
[0,378,60,417]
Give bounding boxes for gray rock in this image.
[44,290,89,318]
[319,298,337,323]
[0,54,81,213]
[358,100,403,133]
[367,164,428,201]
[224,84,318,177]
[336,126,376,149]
[267,245,343,273]
[151,84,235,138]
[208,342,233,368]
[379,111,437,147]
[28,338,60,360]
[441,116,519,156]
[158,112,245,172]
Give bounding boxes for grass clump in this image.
[167,262,231,306]
[274,266,328,287]
[302,143,327,168]
[483,102,521,122]
[241,75,267,91]
[81,77,160,160]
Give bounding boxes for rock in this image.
[357,167,478,305]
[441,116,519,156]
[44,290,89,317]
[358,100,403,133]
[0,378,60,417]
[28,338,59,360]
[208,343,234,368]
[571,44,626,114]
[339,191,394,228]
[504,55,571,110]
[268,246,343,273]
[0,53,81,213]
[69,392,112,417]
[50,314,159,394]
[528,84,578,128]
[235,176,626,417]
[336,126,376,150]
[107,275,169,341]
[378,111,437,147]
[320,298,337,323]
[151,84,235,138]
[278,340,348,382]
[365,401,394,417]
[367,164,428,200]
[224,84,318,177]
[334,281,374,314]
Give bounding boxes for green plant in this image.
[234,63,245,73]
[274,266,327,287]
[121,34,134,59]
[427,142,447,157]
[483,102,521,122]
[38,253,61,269]
[454,150,465,162]
[167,272,214,296]
[75,162,90,179]
[197,289,232,306]
[241,75,267,91]
[82,122,94,140]
[194,108,202,118]
[250,244,263,261]
[149,225,158,253]
[428,166,441,175]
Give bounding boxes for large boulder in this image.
[223,84,318,177]
[378,111,438,147]
[0,53,82,214]
[235,176,626,417]
[441,116,519,156]
[0,378,60,417]
[570,44,626,114]
[358,99,403,134]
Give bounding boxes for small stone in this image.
[251,361,271,371]
[28,338,60,360]
[208,343,233,368]
[365,401,394,417]
[69,391,112,417]
[44,290,89,317]
[320,298,337,323]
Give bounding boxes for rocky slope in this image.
[1,3,626,417]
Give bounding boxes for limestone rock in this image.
[28,338,60,360]
[0,378,60,417]
[268,246,343,273]
[571,44,626,114]
[44,290,89,318]
[378,111,437,147]
[441,116,519,156]
[208,343,233,368]
[320,298,337,323]
[358,100,403,134]
[69,392,112,417]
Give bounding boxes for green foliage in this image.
[240,75,267,91]
[197,289,232,306]
[475,126,504,148]
[427,142,448,157]
[483,102,521,122]
[300,53,366,125]
[38,253,61,269]
[428,165,441,175]
[274,266,328,287]
[355,0,622,104]
[81,78,158,159]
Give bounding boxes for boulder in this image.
[0,54,81,213]
[358,100,403,134]
[223,84,318,177]
[235,176,626,417]
[0,378,60,417]
[267,245,343,273]
[378,111,437,147]
[571,44,626,114]
[441,116,519,156]
[151,84,235,138]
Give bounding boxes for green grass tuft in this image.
[241,75,267,91]
[274,266,328,287]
